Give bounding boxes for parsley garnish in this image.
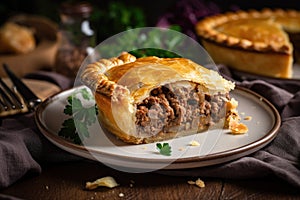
[156,143,172,156]
[58,88,98,145]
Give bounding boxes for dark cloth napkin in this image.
[0,71,81,190]
[0,67,300,192]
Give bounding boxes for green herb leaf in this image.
[156,143,162,149]
[156,143,172,156]
[58,118,80,143]
[81,88,92,100]
[58,88,98,144]
[64,104,73,115]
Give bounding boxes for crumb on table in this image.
[85,176,119,190]
[188,178,205,188]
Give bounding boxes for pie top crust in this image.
[196,8,300,54]
[81,52,235,103]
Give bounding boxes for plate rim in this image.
[35,86,281,168]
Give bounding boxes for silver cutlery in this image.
[0,78,27,117]
[0,77,24,111]
[3,64,42,112]
[0,63,42,117]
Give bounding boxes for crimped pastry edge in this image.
[196,8,300,54]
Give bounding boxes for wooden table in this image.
[1,160,299,200]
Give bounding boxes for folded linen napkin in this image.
[0,67,299,190]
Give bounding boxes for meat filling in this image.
[135,82,230,137]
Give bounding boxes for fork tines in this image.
[0,77,24,116]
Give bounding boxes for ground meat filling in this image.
[135,83,230,136]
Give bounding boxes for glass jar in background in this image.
[55,1,96,80]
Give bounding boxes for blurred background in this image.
[1,0,300,43]
[1,0,300,79]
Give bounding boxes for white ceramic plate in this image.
[35,86,280,172]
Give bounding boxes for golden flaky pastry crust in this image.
[196,8,300,78]
[81,53,246,144]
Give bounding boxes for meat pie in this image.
[81,52,247,144]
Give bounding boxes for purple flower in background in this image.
[156,0,238,39]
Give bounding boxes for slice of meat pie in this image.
[81,52,247,144]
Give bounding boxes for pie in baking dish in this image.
[81,52,247,144]
[196,9,300,78]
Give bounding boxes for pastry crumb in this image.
[244,116,252,121]
[129,179,135,187]
[225,98,248,134]
[230,122,248,134]
[85,176,119,190]
[188,178,205,188]
[129,180,135,187]
[187,180,194,185]
[119,193,124,197]
[178,147,185,151]
[189,140,200,146]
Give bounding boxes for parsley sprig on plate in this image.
[156,143,172,156]
[58,88,98,144]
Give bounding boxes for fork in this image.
[0,77,26,117]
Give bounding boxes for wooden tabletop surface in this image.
[1,160,299,200]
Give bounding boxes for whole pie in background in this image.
[196,8,300,78]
